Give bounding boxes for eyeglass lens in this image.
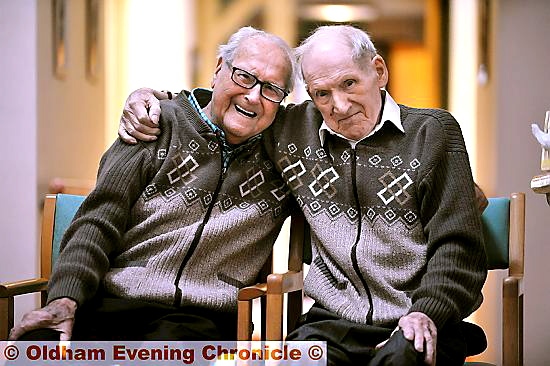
[231,67,286,102]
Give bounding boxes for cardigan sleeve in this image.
[408,110,487,329]
[46,139,156,306]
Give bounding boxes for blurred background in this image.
[1,0,549,363]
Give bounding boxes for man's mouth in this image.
[338,112,361,124]
[235,104,257,118]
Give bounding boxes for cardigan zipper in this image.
[172,133,227,306]
[350,147,374,324]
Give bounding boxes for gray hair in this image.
[218,26,298,92]
[295,25,377,79]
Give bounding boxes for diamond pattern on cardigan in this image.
[166,153,199,185]
[279,156,306,188]
[377,171,413,205]
[239,169,265,198]
[309,164,339,198]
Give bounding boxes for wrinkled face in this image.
[302,40,388,141]
[206,38,290,145]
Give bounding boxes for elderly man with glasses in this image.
[9,26,297,342]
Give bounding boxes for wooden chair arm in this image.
[503,276,523,297]
[267,270,303,294]
[238,283,267,301]
[237,270,305,341]
[264,271,304,341]
[0,278,48,297]
[237,269,303,301]
[238,283,268,341]
[0,278,48,340]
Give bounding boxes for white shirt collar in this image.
[318,90,404,148]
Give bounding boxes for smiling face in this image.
[302,38,388,141]
[204,37,291,145]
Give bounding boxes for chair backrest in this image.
[468,192,525,366]
[0,193,87,338]
[284,210,307,333]
[481,193,525,274]
[481,197,511,269]
[40,194,86,280]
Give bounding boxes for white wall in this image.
[0,0,39,320]
[104,0,195,146]
[37,0,107,193]
[496,1,550,364]
[452,1,550,364]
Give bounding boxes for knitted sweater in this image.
[47,91,292,312]
[264,94,487,329]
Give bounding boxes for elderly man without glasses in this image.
[9,26,297,342]
[121,25,488,366]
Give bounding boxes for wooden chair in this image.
[239,193,526,366]
[0,194,86,340]
[467,192,525,366]
[1,192,303,342]
[237,210,308,341]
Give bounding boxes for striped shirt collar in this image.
[187,88,225,138]
[187,88,261,172]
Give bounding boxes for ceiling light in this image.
[299,4,379,22]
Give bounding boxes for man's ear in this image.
[305,85,314,100]
[212,57,224,88]
[372,55,389,88]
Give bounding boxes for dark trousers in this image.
[18,296,237,341]
[286,305,487,366]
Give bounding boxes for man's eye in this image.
[344,79,355,88]
[316,91,328,98]
[264,84,276,93]
[237,72,254,83]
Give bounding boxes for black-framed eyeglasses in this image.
[230,65,288,103]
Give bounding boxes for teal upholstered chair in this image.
[0,194,86,340]
[239,193,526,366]
[466,192,525,366]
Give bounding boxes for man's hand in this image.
[8,297,77,341]
[376,312,437,365]
[119,88,166,144]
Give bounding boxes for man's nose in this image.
[332,91,351,114]
[244,84,262,103]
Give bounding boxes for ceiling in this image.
[296,0,426,47]
[298,0,425,19]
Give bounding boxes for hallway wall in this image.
[36,0,106,198]
[0,0,39,322]
[495,1,550,364]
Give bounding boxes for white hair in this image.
[218,26,298,92]
[295,25,377,79]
